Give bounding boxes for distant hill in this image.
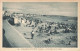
[42,15,77,21]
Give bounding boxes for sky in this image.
[3,2,78,17]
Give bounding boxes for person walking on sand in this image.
[31,31,34,39]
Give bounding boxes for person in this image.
[3,29,5,35]
[48,25,51,30]
[68,41,71,45]
[44,37,52,44]
[31,31,34,39]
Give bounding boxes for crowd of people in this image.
[20,17,77,39]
